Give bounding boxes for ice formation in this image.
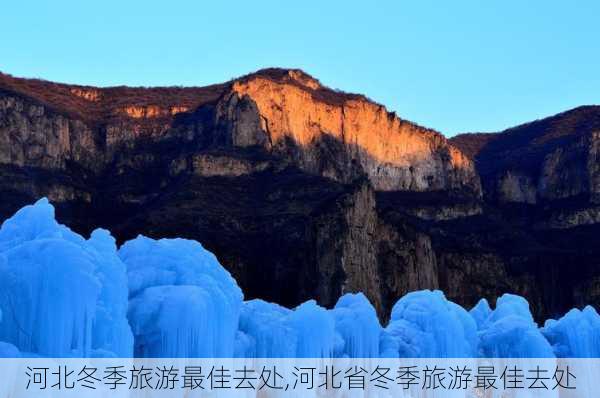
[383,290,478,357]
[476,294,554,358]
[469,298,492,330]
[331,293,381,358]
[543,306,600,357]
[0,198,599,358]
[288,300,338,357]
[121,236,243,357]
[237,299,296,357]
[0,199,132,357]
[238,299,340,358]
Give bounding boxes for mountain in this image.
[450,106,600,319]
[0,68,598,321]
[452,106,600,207]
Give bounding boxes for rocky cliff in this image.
[450,106,600,319]
[1,68,598,321]
[452,106,600,206]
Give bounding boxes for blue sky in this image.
[1,0,598,136]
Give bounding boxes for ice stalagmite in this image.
[542,306,600,357]
[87,229,134,357]
[332,293,381,358]
[288,300,337,358]
[0,199,132,357]
[384,290,478,357]
[477,294,554,357]
[121,236,243,357]
[237,299,296,357]
[238,299,341,358]
[470,298,492,330]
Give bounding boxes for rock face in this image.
[451,106,600,206]
[450,106,600,319]
[224,73,480,192]
[1,68,598,321]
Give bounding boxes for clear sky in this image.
[1,0,598,136]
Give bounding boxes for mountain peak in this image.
[241,68,323,90]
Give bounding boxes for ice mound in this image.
[477,294,554,358]
[470,298,492,330]
[543,306,600,357]
[87,229,134,358]
[383,290,478,357]
[288,300,338,358]
[121,236,243,357]
[238,294,381,358]
[332,293,381,358]
[0,199,132,357]
[238,299,338,358]
[237,299,296,357]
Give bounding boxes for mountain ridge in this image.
[0,67,480,193]
[0,68,455,139]
[452,105,600,204]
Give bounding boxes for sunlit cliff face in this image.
[226,71,481,192]
[70,88,101,102]
[120,105,189,118]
